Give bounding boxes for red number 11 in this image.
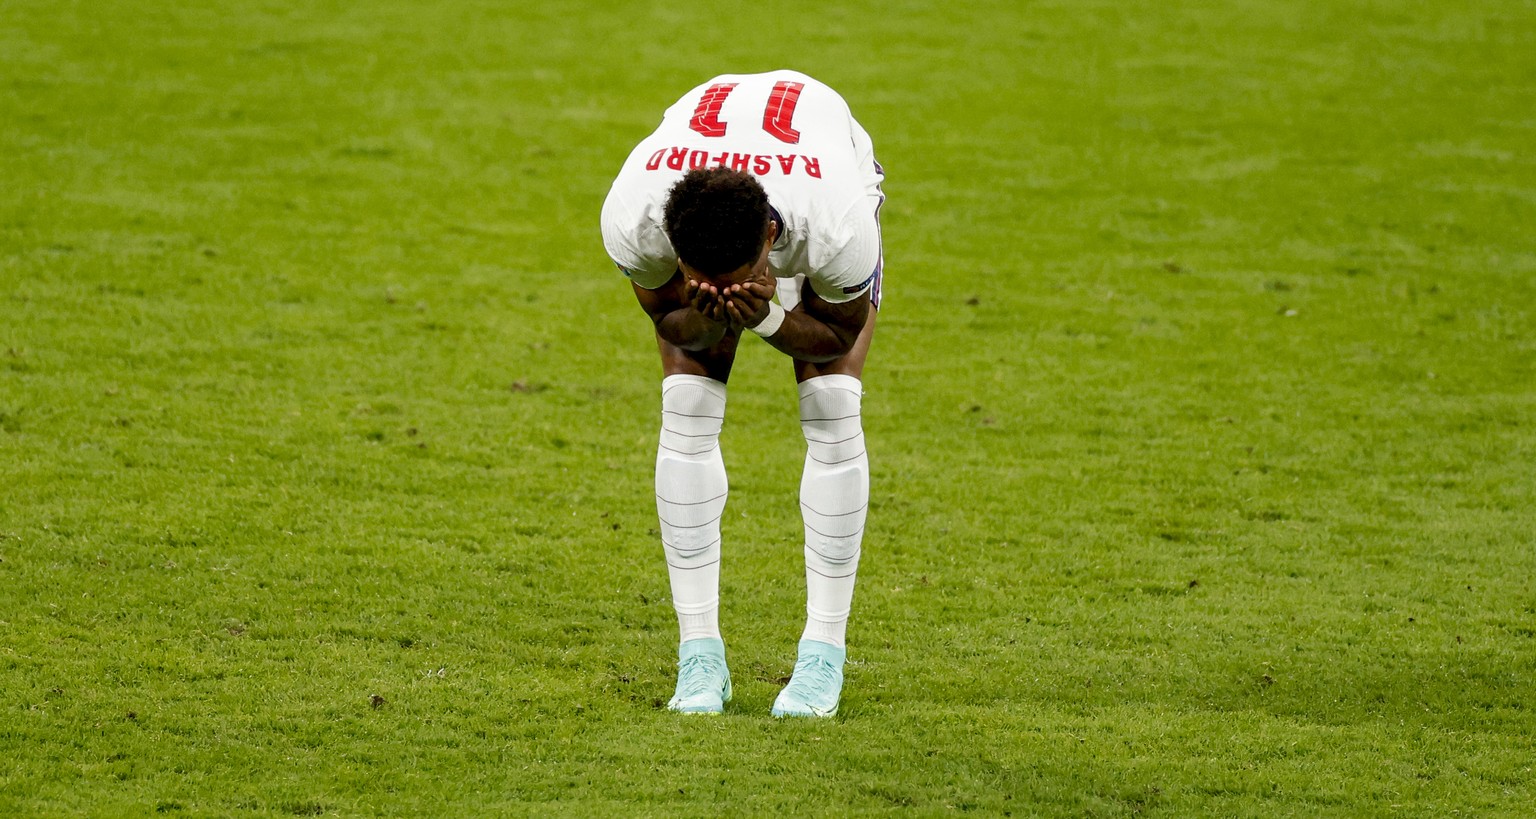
[688,81,805,145]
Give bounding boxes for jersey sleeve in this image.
[807,196,883,304]
[600,185,678,290]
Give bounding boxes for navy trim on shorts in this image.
[870,189,885,310]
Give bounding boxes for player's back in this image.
[603,70,883,294]
[620,70,868,204]
[655,70,857,154]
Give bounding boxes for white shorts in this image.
[776,275,806,312]
[775,265,882,313]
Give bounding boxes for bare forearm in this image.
[634,278,730,351]
[656,308,729,351]
[759,307,859,363]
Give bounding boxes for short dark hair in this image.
[663,167,771,277]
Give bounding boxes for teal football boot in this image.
[771,639,845,718]
[667,638,732,714]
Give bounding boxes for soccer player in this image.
[601,70,883,717]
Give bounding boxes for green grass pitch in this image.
[3,0,1535,814]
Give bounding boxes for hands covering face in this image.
[685,269,778,331]
[683,277,730,325]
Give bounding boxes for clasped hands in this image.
[684,274,777,332]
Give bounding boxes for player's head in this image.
[664,167,773,282]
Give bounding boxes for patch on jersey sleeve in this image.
[842,261,880,294]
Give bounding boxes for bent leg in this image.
[653,331,741,712]
[653,327,741,645]
[658,328,740,381]
[796,373,868,648]
[656,374,729,644]
[792,307,874,649]
[793,305,876,383]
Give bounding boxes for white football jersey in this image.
[601,70,884,304]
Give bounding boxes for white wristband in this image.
[749,301,786,338]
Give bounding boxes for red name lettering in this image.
[641,146,826,179]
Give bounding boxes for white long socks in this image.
[797,374,868,649]
[655,375,729,644]
[654,373,868,650]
